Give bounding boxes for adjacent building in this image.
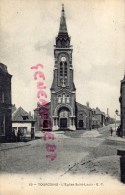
[0,63,12,141]
[119,74,125,137]
[92,107,105,129]
[12,107,35,137]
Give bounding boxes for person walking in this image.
[110,127,113,136]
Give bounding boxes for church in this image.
[34,5,92,131]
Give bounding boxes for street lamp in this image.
[115,110,118,131]
[115,109,120,131]
[115,109,119,116]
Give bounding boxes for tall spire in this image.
[59,4,68,34]
[56,4,70,48]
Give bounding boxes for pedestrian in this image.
[110,127,113,136]
[17,130,21,142]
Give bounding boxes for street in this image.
[0,125,125,181]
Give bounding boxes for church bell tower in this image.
[51,5,76,130]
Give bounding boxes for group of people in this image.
[116,126,122,137]
[11,129,22,142]
[110,126,122,137]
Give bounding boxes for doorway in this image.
[60,118,67,129]
[79,120,84,128]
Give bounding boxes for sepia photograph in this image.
[0,0,125,194]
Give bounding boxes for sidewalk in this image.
[0,132,43,151]
[0,142,31,151]
[106,134,125,144]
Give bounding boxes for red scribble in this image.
[43,132,55,141]
[46,153,57,161]
[39,99,48,106]
[34,71,45,80]
[37,82,46,89]
[31,64,44,69]
[37,90,47,99]
[31,64,57,160]
[46,144,56,152]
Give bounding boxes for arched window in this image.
[66,95,70,103]
[62,93,65,103]
[57,40,61,47]
[66,40,70,47]
[58,95,61,103]
[64,62,67,77]
[60,61,68,77]
[60,62,63,76]
[62,39,65,48]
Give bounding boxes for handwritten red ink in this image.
[31,64,57,160]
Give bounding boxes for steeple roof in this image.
[59,4,68,34]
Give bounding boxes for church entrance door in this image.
[79,120,84,128]
[60,118,67,129]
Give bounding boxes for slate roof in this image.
[76,102,91,111]
[12,107,34,122]
[92,107,105,116]
[59,4,68,34]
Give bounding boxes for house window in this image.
[22,116,29,120]
[0,114,5,136]
[12,127,18,135]
[13,127,17,131]
[18,127,27,136]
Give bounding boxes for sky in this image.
[0,0,125,117]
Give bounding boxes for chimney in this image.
[107,108,109,116]
[29,111,31,116]
[86,102,90,108]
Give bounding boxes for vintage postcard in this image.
[0,0,125,194]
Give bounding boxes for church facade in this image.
[34,5,92,131]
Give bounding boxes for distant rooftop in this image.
[12,107,34,122]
